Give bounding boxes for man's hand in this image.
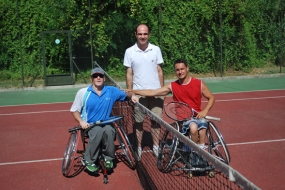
[124,89,138,104]
[80,121,90,129]
[196,109,208,119]
[131,94,138,104]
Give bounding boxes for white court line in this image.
[2,95,281,121]
[212,88,285,95]
[163,95,285,105]
[1,95,284,116]
[0,110,69,116]
[0,158,62,166]
[0,101,71,108]
[227,138,285,146]
[0,106,128,116]
[0,89,284,108]
[213,96,285,102]
[1,138,285,166]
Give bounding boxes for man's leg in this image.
[85,126,103,162]
[82,126,103,172]
[197,118,208,148]
[149,96,164,157]
[150,120,160,147]
[198,128,206,144]
[135,122,144,148]
[133,96,146,160]
[102,125,116,160]
[189,123,199,143]
[102,125,116,169]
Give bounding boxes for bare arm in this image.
[72,111,90,129]
[131,83,172,97]
[125,67,133,89]
[157,64,164,87]
[197,82,215,118]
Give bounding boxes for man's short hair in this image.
[174,58,188,68]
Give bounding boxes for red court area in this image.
[0,90,285,189]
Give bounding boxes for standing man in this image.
[70,67,137,172]
[130,59,215,149]
[123,24,164,160]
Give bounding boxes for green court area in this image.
[0,74,284,106]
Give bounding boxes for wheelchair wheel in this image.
[62,130,80,176]
[207,121,230,164]
[157,122,179,173]
[115,123,137,169]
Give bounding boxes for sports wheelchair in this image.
[157,120,230,178]
[62,115,137,184]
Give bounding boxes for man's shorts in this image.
[134,95,164,123]
[181,117,208,134]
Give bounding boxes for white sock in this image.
[153,145,158,150]
[198,143,205,147]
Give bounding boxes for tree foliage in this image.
[0,0,284,81]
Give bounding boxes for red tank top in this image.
[171,77,202,112]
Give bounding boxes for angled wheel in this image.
[115,123,137,169]
[207,121,230,164]
[157,122,179,173]
[62,129,80,176]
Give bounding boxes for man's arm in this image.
[125,67,133,89]
[157,64,164,87]
[72,111,90,129]
[70,89,90,129]
[197,82,215,118]
[132,83,172,97]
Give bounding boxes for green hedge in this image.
[0,0,284,81]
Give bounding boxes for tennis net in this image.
[98,62,260,190]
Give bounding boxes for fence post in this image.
[219,0,223,77]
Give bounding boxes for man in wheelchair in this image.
[129,58,215,148]
[70,67,137,172]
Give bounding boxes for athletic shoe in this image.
[104,158,113,169]
[137,147,142,161]
[153,147,159,158]
[81,158,99,172]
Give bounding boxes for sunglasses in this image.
[92,73,104,78]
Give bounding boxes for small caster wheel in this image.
[103,175,109,184]
[209,171,215,178]
[188,173,193,178]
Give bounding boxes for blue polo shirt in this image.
[80,85,127,123]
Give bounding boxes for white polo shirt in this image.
[123,42,164,90]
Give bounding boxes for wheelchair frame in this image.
[157,120,230,178]
[61,115,137,184]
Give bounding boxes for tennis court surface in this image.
[0,74,284,189]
